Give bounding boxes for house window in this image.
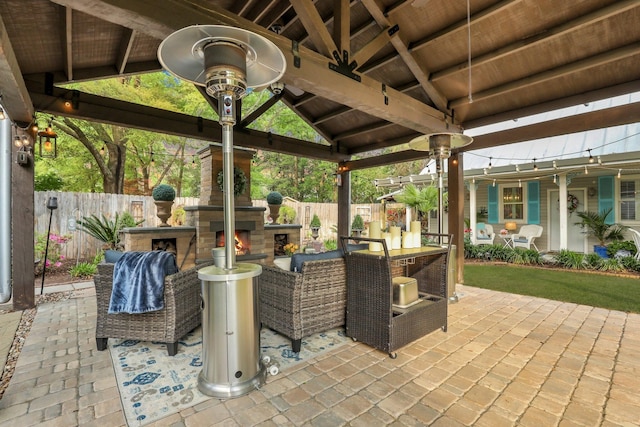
[620,180,637,220]
[502,186,523,220]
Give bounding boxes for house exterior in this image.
[466,98,640,253]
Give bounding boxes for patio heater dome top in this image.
[409,132,473,159]
[158,25,286,98]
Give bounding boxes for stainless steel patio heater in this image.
[158,25,286,398]
[409,133,473,237]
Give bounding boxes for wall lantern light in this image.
[38,122,58,158]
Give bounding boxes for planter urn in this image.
[154,201,174,227]
[268,204,281,223]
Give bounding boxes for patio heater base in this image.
[198,263,264,398]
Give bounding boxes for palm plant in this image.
[394,184,439,216]
[77,213,142,250]
[575,208,627,246]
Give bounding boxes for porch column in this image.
[468,179,477,240]
[448,154,464,284]
[337,169,351,239]
[558,174,568,250]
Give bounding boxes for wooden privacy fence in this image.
[34,192,383,260]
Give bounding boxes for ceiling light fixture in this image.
[37,121,58,158]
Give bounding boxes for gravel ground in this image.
[0,292,72,400]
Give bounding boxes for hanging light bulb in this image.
[518,179,522,188]
[618,169,622,179]
[14,136,23,147]
[553,174,557,184]
[584,165,588,174]
[533,158,538,171]
[492,179,496,187]
[515,164,520,173]
[553,160,557,169]
[587,149,594,163]
[0,106,5,120]
[597,156,602,165]
[22,135,29,146]
[483,168,487,175]
[488,157,492,169]
[472,177,475,184]
[100,146,105,155]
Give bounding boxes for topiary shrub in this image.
[310,214,321,228]
[266,191,283,205]
[152,184,176,201]
[351,214,364,231]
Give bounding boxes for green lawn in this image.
[463,263,640,314]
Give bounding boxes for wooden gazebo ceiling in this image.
[1,0,639,170]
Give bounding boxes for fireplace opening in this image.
[274,233,289,256]
[216,230,251,255]
[152,238,177,255]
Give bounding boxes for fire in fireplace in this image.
[216,231,251,256]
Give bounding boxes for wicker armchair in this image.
[94,262,209,356]
[259,257,347,352]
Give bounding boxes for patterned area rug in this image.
[109,326,348,426]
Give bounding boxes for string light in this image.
[515,164,520,173]
[483,168,487,175]
[518,179,521,188]
[553,174,557,184]
[584,165,588,174]
[488,157,492,169]
[533,158,538,171]
[100,146,105,155]
[598,156,602,165]
[553,160,557,169]
[587,149,594,163]
[0,107,5,120]
[492,179,496,187]
[618,169,621,179]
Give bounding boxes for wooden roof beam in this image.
[26,81,347,162]
[289,0,337,58]
[0,13,34,123]
[449,43,640,109]
[333,0,351,55]
[333,121,395,141]
[63,6,73,81]
[52,0,458,134]
[116,28,136,75]
[351,26,396,69]
[431,0,639,83]
[360,0,449,113]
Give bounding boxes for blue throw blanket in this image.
[108,251,178,314]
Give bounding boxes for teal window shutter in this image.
[598,176,615,224]
[488,185,498,223]
[527,181,540,224]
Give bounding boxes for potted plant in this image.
[266,191,283,223]
[351,214,364,237]
[575,208,627,258]
[395,184,439,227]
[310,214,321,240]
[152,183,176,227]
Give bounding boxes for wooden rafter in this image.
[360,0,449,112]
[289,0,337,58]
[0,13,34,122]
[333,0,350,54]
[351,27,395,69]
[431,0,639,82]
[116,28,136,75]
[63,6,73,81]
[449,43,640,109]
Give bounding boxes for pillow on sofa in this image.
[290,250,343,272]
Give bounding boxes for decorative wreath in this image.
[567,194,579,213]
[217,166,247,197]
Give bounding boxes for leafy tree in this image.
[34,171,64,191]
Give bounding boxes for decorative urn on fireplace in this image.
[152,184,176,227]
[266,191,283,223]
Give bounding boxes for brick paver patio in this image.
[0,284,638,426]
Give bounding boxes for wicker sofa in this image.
[259,254,347,352]
[94,261,210,356]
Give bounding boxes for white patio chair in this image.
[472,223,495,245]
[628,229,640,261]
[512,224,543,251]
